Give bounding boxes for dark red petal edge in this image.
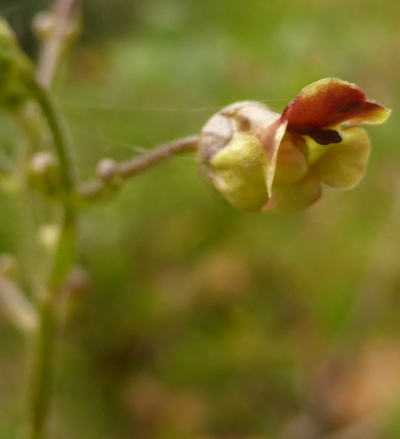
[281,78,390,145]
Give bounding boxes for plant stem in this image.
[33,83,76,210]
[27,80,78,439]
[18,0,79,437]
[29,216,76,439]
[79,135,199,202]
[28,80,78,439]
[26,2,196,437]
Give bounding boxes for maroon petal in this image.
[282,78,390,141]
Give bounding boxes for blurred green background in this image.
[1,0,400,438]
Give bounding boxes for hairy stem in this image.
[80,135,199,201]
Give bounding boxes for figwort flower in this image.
[198,78,390,212]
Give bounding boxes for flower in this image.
[198,78,390,213]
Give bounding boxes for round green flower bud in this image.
[38,223,60,252]
[96,158,119,183]
[28,152,61,196]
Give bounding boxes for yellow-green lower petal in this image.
[264,176,322,213]
[313,126,370,189]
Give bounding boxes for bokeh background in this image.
[1,0,400,438]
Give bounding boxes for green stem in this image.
[28,81,78,439]
[30,219,76,439]
[14,105,48,293]
[33,83,76,200]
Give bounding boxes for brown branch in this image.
[79,135,200,202]
[36,0,80,88]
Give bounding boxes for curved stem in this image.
[9,0,81,437]
[28,85,78,438]
[28,83,78,439]
[33,83,75,194]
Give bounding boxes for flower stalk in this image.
[79,135,199,202]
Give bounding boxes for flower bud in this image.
[32,12,55,42]
[28,152,61,196]
[32,11,81,44]
[38,223,60,252]
[64,266,91,299]
[96,158,119,182]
